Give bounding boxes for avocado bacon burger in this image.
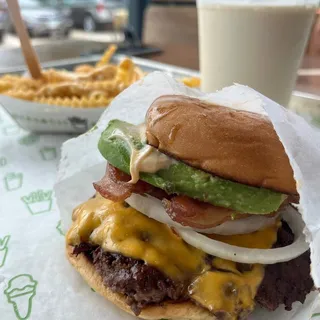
[66,95,314,320]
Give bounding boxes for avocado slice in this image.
[98,120,287,214]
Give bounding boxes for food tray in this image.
[0,54,318,132]
[0,55,199,134]
[0,54,200,78]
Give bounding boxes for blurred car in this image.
[62,0,128,32]
[8,0,72,37]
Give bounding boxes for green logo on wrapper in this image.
[56,220,64,236]
[0,235,10,268]
[0,156,7,167]
[4,173,23,191]
[4,274,38,320]
[39,147,57,161]
[18,134,40,146]
[2,125,20,136]
[21,190,53,215]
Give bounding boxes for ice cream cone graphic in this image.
[4,274,38,320]
[0,235,10,267]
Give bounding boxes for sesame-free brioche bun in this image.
[66,245,214,320]
[145,95,296,195]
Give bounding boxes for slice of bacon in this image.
[93,164,154,202]
[163,196,250,229]
[93,164,168,202]
[95,165,280,230]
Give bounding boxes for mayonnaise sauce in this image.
[109,123,175,183]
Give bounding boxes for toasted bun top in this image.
[146,95,296,195]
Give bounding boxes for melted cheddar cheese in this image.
[189,264,264,319]
[67,194,204,280]
[207,221,281,249]
[67,194,280,319]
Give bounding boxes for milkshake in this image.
[197,1,317,105]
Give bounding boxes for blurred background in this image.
[0,0,128,47]
[0,0,320,94]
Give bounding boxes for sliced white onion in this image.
[126,194,309,264]
[176,206,309,264]
[126,194,278,235]
[126,194,185,229]
[196,214,278,235]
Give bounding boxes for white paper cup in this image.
[196,0,317,106]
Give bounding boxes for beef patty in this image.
[255,221,314,311]
[73,222,313,316]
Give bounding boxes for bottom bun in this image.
[66,245,214,320]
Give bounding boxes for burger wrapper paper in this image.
[2,72,318,320]
[55,72,320,319]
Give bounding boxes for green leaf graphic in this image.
[0,235,10,268]
[56,220,64,236]
[4,274,38,320]
[312,313,320,318]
